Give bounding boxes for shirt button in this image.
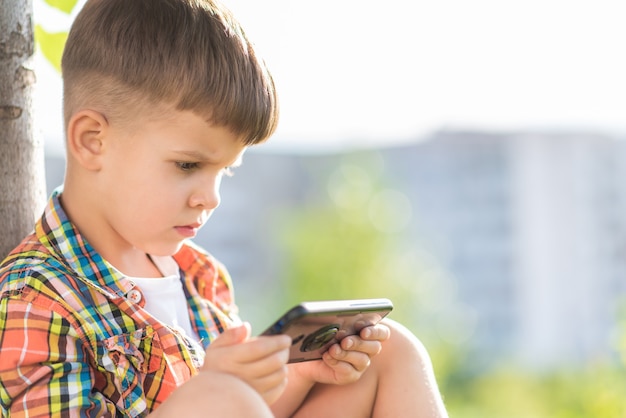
[128,289,142,303]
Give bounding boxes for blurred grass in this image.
[444,365,626,418]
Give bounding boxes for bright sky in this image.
[35,0,626,154]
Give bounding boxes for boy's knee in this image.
[372,319,449,417]
[380,318,435,370]
[154,371,273,417]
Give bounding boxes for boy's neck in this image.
[116,252,165,278]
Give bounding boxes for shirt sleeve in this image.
[0,296,117,417]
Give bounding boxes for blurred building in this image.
[44,130,626,368]
[386,131,626,368]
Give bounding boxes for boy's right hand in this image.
[200,323,291,405]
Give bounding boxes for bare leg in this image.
[291,319,448,418]
[150,370,274,418]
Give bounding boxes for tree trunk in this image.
[0,0,46,259]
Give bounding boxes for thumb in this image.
[210,322,251,347]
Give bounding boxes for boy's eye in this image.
[175,161,236,176]
[176,161,200,171]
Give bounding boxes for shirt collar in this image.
[37,187,135,299]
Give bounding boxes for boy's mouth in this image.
[175,223,202,238]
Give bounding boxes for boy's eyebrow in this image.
[172,150,244,167]
[172,150,211,161]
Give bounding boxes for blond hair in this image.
[61,0,278,145]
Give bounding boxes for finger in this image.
[250,364,289,397]
[202,330,290,373]
[322,350,370,379]
[236,335,291,364]
[360,323,391,341]
[327,343,371,373]
[341,336,383,357]
[235,342,290,378]
[209,322,251,348]
[208,335,290,370]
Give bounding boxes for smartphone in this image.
[260,298,393,363]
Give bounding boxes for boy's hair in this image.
[61,0,278,145]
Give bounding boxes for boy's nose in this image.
[189,176,221,210]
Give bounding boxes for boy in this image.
[0,0,448,416]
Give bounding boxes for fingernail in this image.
[344,338,354,349]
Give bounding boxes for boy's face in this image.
[97,108,246,257]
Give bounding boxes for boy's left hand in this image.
[291,322,391,386]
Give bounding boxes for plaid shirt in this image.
[0,190,240,417]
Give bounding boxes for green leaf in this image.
[43,0,79,14]
[35,25,68,73]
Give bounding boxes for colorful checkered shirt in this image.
[0,190,240,417]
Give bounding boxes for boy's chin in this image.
[147,241,187,257]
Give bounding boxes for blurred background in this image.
[36,0,626,416]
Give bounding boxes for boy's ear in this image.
[66,110,109,171]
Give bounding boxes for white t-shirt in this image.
[117,255,200,343]
[128,274,199,342]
